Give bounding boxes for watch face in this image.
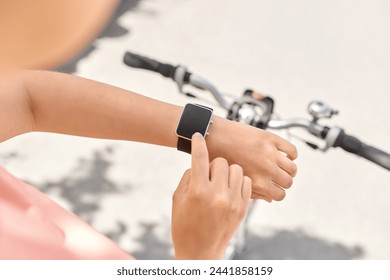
[176,104,213,140]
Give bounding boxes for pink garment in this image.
[0,167,132,259]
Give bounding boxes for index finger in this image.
[191,132,210,183]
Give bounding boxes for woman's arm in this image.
[0,70,181,146]
[0,70,297,201]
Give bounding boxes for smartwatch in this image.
[176,103,214,154]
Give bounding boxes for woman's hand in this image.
[207,116,298,202]
[172,133,252,260]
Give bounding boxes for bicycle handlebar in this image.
[123,52,176,79]
[124,51,232,109]
[333,130,390,170]
[122,50,390,172]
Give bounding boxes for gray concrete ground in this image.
[1,0,389,259]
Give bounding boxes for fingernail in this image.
[192,132,203,138]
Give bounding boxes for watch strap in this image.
[177,137,192,154]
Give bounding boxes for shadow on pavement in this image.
[234,229,364,260]
[37,146,131,223]
[58,0,144,73]
[123,222,364,260]
[132,222,173,260]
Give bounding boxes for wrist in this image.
[205,115,235,160]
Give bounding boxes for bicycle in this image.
[122,51,390,259]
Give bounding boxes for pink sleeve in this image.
[0,167,133,260]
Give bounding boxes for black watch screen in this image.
[176,103,213,140]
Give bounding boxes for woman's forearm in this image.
[2,70,182,147]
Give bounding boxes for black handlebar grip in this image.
[334,130,390,171]
[123,52,176,79]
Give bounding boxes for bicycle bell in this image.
[308,101,338,121]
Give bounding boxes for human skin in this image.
[172,133,252,259]
[0,70,297,201]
